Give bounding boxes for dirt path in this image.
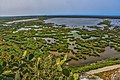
[86,64,120,75]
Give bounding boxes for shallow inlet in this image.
[68,47,120,66]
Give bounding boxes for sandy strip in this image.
[86,64,120,75]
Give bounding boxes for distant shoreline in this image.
[43,15,120,19]
[0,15,120,19]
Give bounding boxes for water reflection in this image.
[68,47,120,66]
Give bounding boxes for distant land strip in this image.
[1,15,120,19]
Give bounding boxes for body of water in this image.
[6,18,39,24]
[45,18,120,28]
[68,47,120,66]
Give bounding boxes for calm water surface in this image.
[45,18,120,28]
[68,47,120,66]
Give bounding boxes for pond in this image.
[68,47,120,66]
[45,18,120,29]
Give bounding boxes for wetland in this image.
[0,16,120,80]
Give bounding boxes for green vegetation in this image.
[0,17,120,79]
[98,20,111,26]
[0,51,79,80]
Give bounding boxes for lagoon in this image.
[45,18,120,28]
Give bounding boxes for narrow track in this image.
[86,64,120,74]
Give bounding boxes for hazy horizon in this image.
[0,0,120,16]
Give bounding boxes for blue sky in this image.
[0,0,120,16]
